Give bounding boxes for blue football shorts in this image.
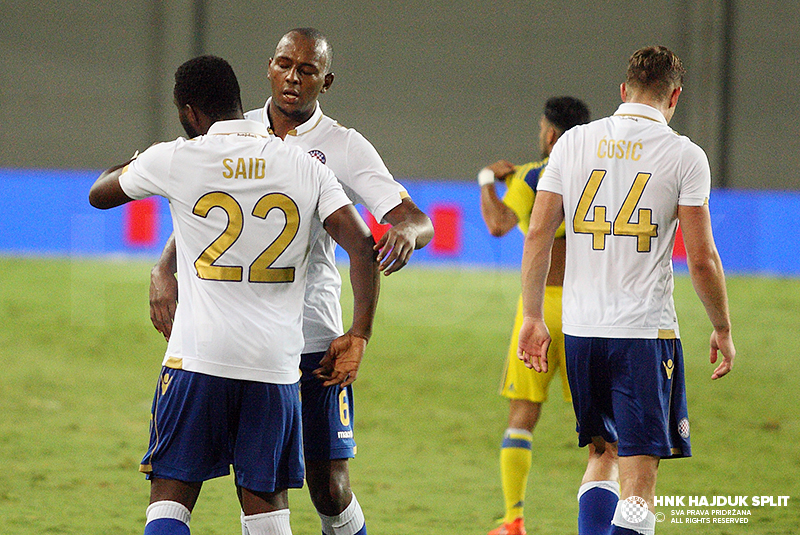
[139,367,304,492]
[564,335,691,459]
[300,351,357,462]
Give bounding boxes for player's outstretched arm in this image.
[88,159,136,209]
[317,204,381,387]
[478,160,520,237]
[374,197,434,275]
[150,233,178,341]
[518,191,564,372]
[678,204,736,379]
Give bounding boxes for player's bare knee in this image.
[306,460,352,515]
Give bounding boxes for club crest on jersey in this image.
[308,149,326,164]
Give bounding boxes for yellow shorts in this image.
[499,287,571,403]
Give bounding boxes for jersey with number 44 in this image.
[538,103,711,339]
[119,119,351,384]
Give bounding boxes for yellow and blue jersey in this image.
[502,158,566,238]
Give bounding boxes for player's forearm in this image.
[384,198,434,249]
[347,243,380,341]
[520,191,563,319]
[154,233,178,276]
[480,185,518,237]
[678,204,732,333]
[520,226,552,320]
[89,164,134,209]
[324,205,381,340]
[688,251,731,333]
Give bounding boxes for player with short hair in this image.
[478,96,589,535]
[89,55,381,535]
[149,29,434,535]
[518,46,735,535]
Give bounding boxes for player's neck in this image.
[267,102,315,140]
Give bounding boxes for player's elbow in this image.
[687,252,723,280]
[487,223,508,238]
[88,185,112,209]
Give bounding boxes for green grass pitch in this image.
[0,256,798,534]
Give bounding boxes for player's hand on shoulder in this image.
[709,328,735,380]
[149,264,178,341]
[487,160,516,181]
[314,331,368,387]
[374,222,416,275]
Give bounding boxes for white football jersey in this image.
[246,100,407,352]
[119,119,351,383]
[538,103,711,339]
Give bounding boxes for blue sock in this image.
[577,481,619,535]
[144,501,191,535]
[609,527,640,535]
[144,518,190,535]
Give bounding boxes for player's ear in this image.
[321,72,335,93]
[184,104,199,126]
[620,82,628,102]
[546,125,559,147]
[669,86,682,109]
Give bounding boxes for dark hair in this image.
[626,46,685,101]
[173,55,242,119]
[544,96,591,133]
[285,27,333,73]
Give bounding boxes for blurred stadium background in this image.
[1,1,799,533]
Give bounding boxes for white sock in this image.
[611,499,656,535]
[318,493,365,535]
[145,500,191,526]
[244,509,292,535]
[577,480,620,500]
[241,510,249,535]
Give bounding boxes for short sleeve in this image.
[343,130,406,222]
[118,141,176,200]
[677,142,711,207]
[314,160,352,222]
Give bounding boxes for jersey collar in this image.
[262,98,325,137]
[613,103,667,125]
[207,119,270,137]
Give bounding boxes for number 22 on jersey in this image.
[192,191,300,283]
[573,170,658,252]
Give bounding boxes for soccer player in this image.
[477,96,590,535]
[89,55,381,535]
[518,46,736,535]
[149,28,434,535]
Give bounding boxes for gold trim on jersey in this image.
[164,356,183,369]
[287,113,325,137]
[614,113,663,123]
[658,329,677,339]
[139,463,152,473]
